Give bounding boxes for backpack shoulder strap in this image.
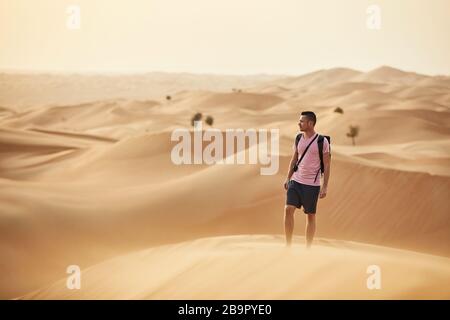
[317,135,331,172]
[318,135,324,173]
[295,133,302,150]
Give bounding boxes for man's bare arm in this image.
[284,150,298,190]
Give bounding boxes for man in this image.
[283,111,331,248]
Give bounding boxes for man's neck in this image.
[303,130,316,139]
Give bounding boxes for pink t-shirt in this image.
[291,132,330,186]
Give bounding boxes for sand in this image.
[0,66,449,299]
[21,235,450,300]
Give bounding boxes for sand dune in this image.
[0,99,160,132]
[179,91,284,111]
[351,66,427,85]
[0,73,282,110]
[332,140,450,176]
[266,68,362,90]
[21,235,450,300]
[1,133,448,298]
[0,66,449,299]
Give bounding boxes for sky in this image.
[0,0,449,75]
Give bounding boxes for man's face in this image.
[298,115,311,131]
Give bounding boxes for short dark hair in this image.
[301,111,316,125]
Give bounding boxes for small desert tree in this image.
[191,112,203,127]
[205,115,214,126]
[166,95,171,101]
[334,107,344,114]
[346,125,359,146]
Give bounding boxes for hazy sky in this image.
[1,0,449,75]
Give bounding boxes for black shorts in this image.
[286,180,320,214]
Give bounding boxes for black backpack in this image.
[295,133,331,183]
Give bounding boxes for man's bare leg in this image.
[284,205,296,246]
[305,213,316,249]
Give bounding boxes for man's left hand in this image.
[319,186,327,199]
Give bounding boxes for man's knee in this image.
[306,213,316,225]
[284,205,296,216]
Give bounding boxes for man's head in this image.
[298,111,316,131]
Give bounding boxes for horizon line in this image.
[1,65,448,78]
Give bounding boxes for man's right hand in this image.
[284,179,290,190]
